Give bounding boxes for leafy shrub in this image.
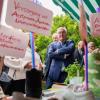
[64,61,84,84]
[92,48,100,60]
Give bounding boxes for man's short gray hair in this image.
[57,27,67,33]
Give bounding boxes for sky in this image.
[39,0,65,16]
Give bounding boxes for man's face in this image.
[58,29,67,42]
[88,45,95,53]
[78,41,84,50]
[53,36,58,42]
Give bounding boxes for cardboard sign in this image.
[90,13,100,36]
[0,25,29,58]
[78,0,87,41]
[5,0,53,35]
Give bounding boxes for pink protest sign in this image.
[90,13,100,36]
[0,25,29,58]
[78,0,87,41]
[5,0,53,35]
[78,0,88,90]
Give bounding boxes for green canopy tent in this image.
[52,0,100,34]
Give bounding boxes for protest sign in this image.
[90,13,100,36]
[78,0,88,90]
[78,0,87,41]
[5,0,53,35]
[0,25,29,58]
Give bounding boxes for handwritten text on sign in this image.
[0,25,29,57]
[5,0,53,35]
[90,13,100,36]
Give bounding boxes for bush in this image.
[64,61,84,84]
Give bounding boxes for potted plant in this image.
[64,60,84,85]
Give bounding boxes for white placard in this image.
[90,13,100,36]
[0,25,29,58]
[5,0,53,35]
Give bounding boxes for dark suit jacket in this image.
[46,40,75,82]
[74,48,84,67]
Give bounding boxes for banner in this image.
[0,25,29,58]
[90,13,100,37]
[5,0,53,35]
[78,0,87,41]
[78,0,88,90]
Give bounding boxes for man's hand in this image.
[64,54,70,59]
[55,49,59,54]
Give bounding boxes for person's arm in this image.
[48,43,66,60]
[4,56,30,71]
[49,52,67,60]
[56,40,75,55]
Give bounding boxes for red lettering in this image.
[13,0,40,17]
[15,18,49,31]
[12,11,18,16]
[12,11,50,26]
[94,17,100,25]
[12,11,38,22]
[95,24,100,28]
[14,0,20,10]
[0,38,13,44]
[0,32,21,43]
[42,15,47,19]
[96,29,100,32]
[0,43,24,51]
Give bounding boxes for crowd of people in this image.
[0,26,99,99]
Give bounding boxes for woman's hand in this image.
[24,62,32,70]
[36,63,43,71]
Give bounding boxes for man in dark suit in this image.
[74,41,84,67]
[46,27,75,89]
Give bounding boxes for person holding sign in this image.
[25,35,43,98]
[26,36,43,71]
[0,37,43,96]
[0,48,32,96]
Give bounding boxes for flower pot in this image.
[74,90,95,100]
[69,77,83,85]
